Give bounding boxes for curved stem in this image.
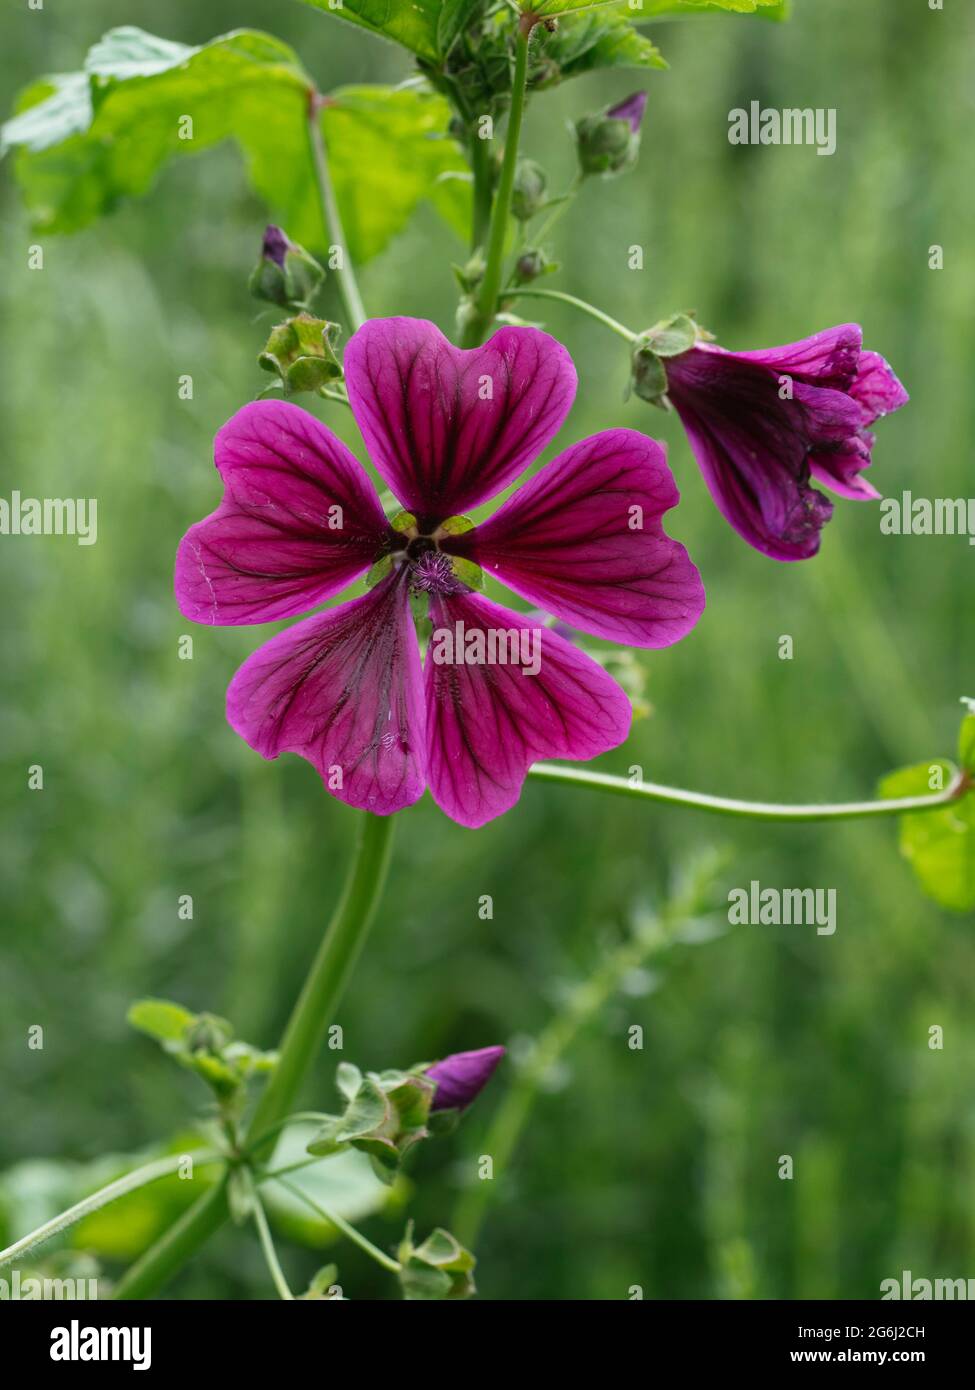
[503,287,638,341]
[0,1150,220,1270]
[247,1175,295,1300]
[527,172,583,250]
[307,93,367,332]
[113,812,396,1300]
[528,763,970,822]
[271,1175,401,1274]
[462,24,532,347]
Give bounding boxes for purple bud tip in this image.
[262,225,290,267]
[607,91,648,134]
[426,1046,505,1111]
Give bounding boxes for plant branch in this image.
[246,1173,295,1300]
[528,763,970,822]
[0,1150,220,1270]
[307,93,367,332]
[113,812,396,1300]
[503,287,638,341]
[271,1175,401,1274]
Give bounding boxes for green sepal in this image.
[258,314,342,396]
[628,343,668,407]
[397,1224,476,1301]
[641,312,699,358]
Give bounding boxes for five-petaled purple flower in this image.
[175,317,705,828]
[426,1046,505,1111]
[663,323,908,561]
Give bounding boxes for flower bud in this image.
[511,159,548,221]
[575,91,647,178]
[249,224,325,311]
[425,1045,505,1111]
[513,249,554,285]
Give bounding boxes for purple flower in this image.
[662,324,908,561]
[175,318,705,827]
[425,1046,505,1111]
[607,91,648,135]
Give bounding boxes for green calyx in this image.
[258,313,342,395]
[397,1222,476,1301]
[306,1061,439,1185]
[628,314,709,407]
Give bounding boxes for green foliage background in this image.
[1,0,973,1298]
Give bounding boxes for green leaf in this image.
[127,998,197,1045]
[1,28,468,265]
[538,10,666,80]
[335,1061,363,1104]
[528,0,782,14]
[296,0,445,60]
[438,0,489,57]
[879,761,975,914]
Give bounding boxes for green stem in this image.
[462,23,532,347]
[528,763,970,822]
[0,1150,219,1270]
[470,132,494,251]
[527,172,583,250]
[247,1174,295,1300]
[503,287,638,341]
[307,93,367,332]
[272,1175,401,1274]
[113,812,396,1300]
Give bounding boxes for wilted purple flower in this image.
[426,1046,505,1111]
[175,318,704,827]
[607,91,648,135]
[662,324,908,561]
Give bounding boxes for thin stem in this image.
[271,1175,401,1274]
[528,763,970,822]
[244,1112,338,1157]
[247,1174,295,1300]
[503,287,638,342]
[462,23,532,347]
[318,385,352,408]
[307,93,367,332]
[528,172,583,250]
[0,1150,220,1270]
[113,812,396,1300]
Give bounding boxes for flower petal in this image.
[343,317,577,517]
[731,324,862,389]
[809,432,880,500]
[424,589,632,828]
[176,400,388,625]
[848,349,909,427]
[444,429,705,647]
[226,573,425,815]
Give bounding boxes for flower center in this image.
[365,510,483,598]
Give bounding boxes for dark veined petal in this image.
[424,589,632,829]
[175,400,388,625]
[444,429,705,649]
[809,432,880,500]
[343,317,576,518]
[226,572,425,816]
[731,323,863,390]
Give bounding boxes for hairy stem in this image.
[247,1174,295,1301]
[0,1150,220,1270]
[528,763,970,822]
[113,812,396,1300]
[307,93,367,332]
[461,24,532,347]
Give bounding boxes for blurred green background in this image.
[2,0,973,1299]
